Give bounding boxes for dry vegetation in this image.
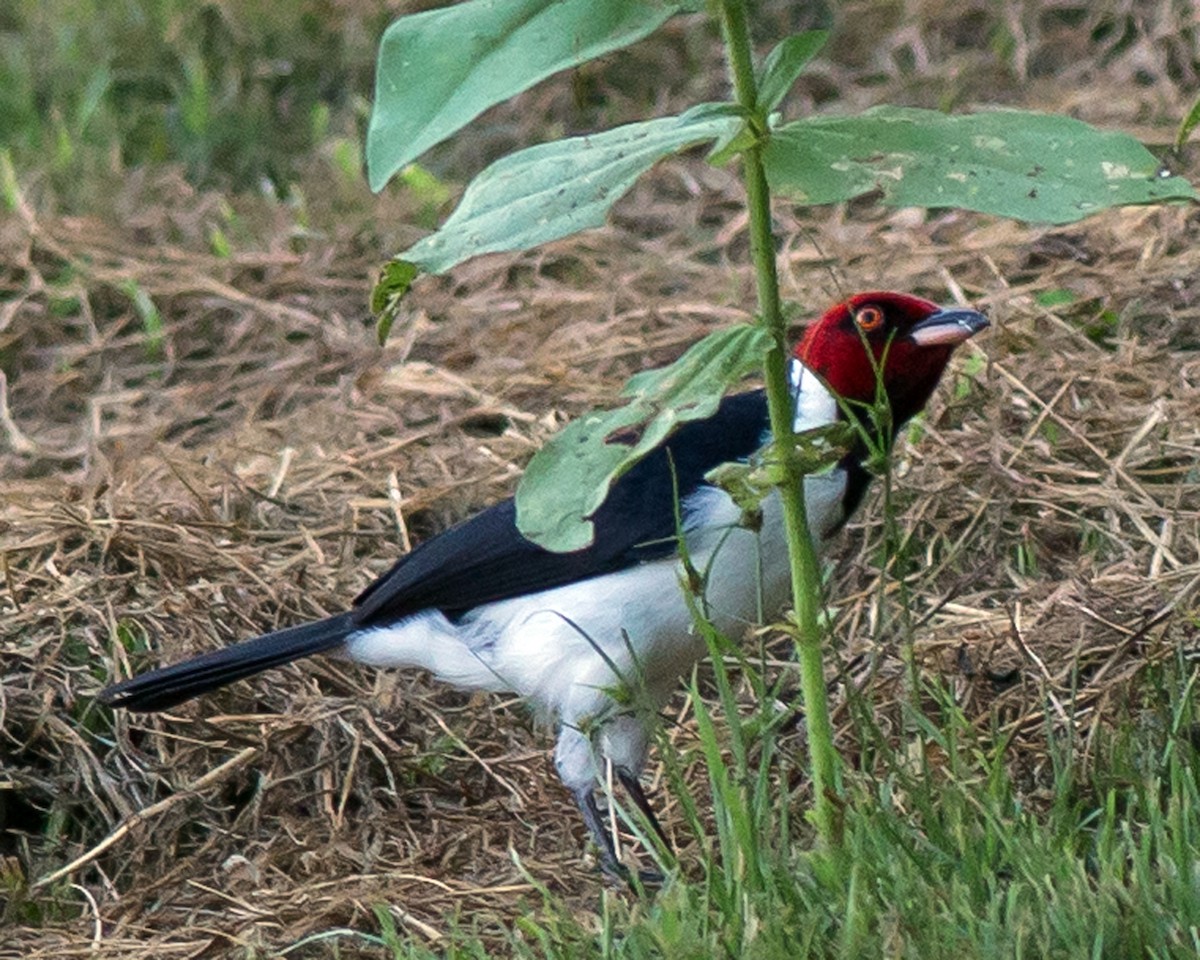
[3,2,1200,956]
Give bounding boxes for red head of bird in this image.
[795,291,988,430]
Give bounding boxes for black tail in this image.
[100,612,356,712]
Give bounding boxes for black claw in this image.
[635,867,665,887]
[615,767,671,850]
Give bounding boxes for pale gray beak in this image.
[908,307,989,347]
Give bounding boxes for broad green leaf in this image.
[366,0,687,191]
[373,105,737,338]
[515,324,771,552]
[764,106,1197,224]
[757,31,828,112]
[398,105,735,273]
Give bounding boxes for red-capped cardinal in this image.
[102,292,987,877]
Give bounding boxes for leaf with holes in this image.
[515,324,771,551]
[373,105,738,340]
[764,106,1196,224]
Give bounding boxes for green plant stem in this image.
[717,0,843,854]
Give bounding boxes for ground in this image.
[2,3,1199,957]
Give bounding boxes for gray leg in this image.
[573,784,666,887]
[573,785,626,880]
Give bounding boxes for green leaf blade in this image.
[392,106,737,278]
[757,31,828,113]
[515,324,771,551]
[1175,94,1200,151]
[366,0,684,191]
[765,106,1197,224]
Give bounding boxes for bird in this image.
[100,291,988,878]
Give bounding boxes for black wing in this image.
[351,389,770,625]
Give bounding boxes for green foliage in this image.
[366,0,1196,555]
[755,31,829,113]
[118,279,164,360]
[207,223,231,258]
[515,324,770,551]
[368,660,1200,958]
[952,351,987,401]
[1176,94,1200,151]
[379,105,738,301]
[0,0,385,199]
[1013,537,1040,576]
[1085,309,1121,347]
[1036,287,1078,308]
[706,421,856,518]
[0,149,19,210]
[764,107,1195,224]
[365,0,691,191]
[372,261,421,344]
[397,163,453,227]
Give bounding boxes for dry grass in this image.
[4,3,1200,956]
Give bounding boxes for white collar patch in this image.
[788,358,838,433]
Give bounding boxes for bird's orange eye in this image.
[854,305,885,331]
